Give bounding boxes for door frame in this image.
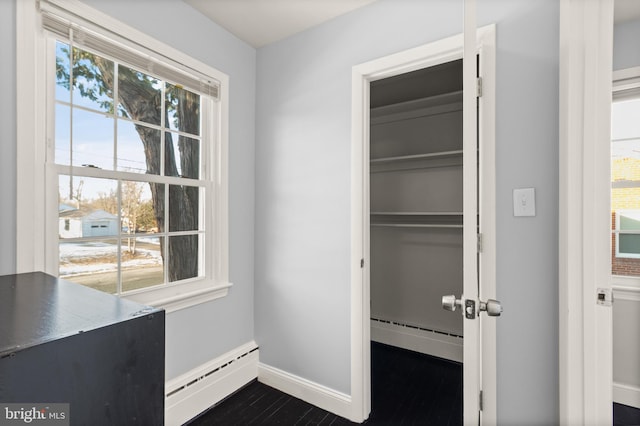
[349,24,496,424]
[558,0,613,424]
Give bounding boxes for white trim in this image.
[127,281,232,313]
[613,66,640,93]
[16,0,230,311]
[350,24,496,425]
[370,319,463,362]
[613,382,640,409]
[16,0,47,274]
[559,0,614,424]
[257,363,353,422]
[165,341,258,426]
[612,285,640,301]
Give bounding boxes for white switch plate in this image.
[513,188,536,217]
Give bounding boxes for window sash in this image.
[40,0,220,99]
[46,33,216,296]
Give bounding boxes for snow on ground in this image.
[59,240,162,276]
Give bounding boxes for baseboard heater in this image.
[371,318,463,362]
[165,341,259,426]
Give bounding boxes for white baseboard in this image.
[258,363,354,422]
[614,382,640,409]
[165,341,259,426]
[371,319,463,362]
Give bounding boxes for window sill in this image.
[124,280,233,313]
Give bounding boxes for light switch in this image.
[513,188,536,217]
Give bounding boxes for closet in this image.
[369,59,464,362]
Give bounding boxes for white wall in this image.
[0,0,16,276]
[255,0,559,424]
[614,18,640,71]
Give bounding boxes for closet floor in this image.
[187,342,462,425]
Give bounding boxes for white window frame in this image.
[16,0,230,313]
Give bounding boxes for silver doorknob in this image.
[442,295,463,312]
[479,299,502,316]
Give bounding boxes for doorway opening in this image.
[350,25,496,424]
[367,59,464,423]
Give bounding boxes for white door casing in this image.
[558,0,613,424]
[349,24,496,424]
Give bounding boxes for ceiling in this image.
[184,0,640,49]
[184,0,378,48]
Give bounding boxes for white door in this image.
[350,25,497,425]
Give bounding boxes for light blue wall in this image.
[254,0,559,424]
[75,0,258,380]
[0,0,16,276]
[614,18,640,71]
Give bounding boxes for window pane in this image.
[169,185,200,232]
[59,239,119,294]
[165,83,200,136]
[72,47,114,113]
[59,176,118,239]
[121,180,159,234]
[611,96,640,276]
[72,108,114,170]
[164,132,200,179]
[118,121,161,174]
[55,103,71,165]
[619,234,640,256]
[55,41,71,102]
[117,65,161,126]
[168,235,199,282]
[121,237,164,292]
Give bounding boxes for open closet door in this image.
[441,1,501,424]
[462,0,481,422]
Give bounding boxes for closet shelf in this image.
[371,211,462,216]
[371,223,463,229]
[370,150,463,165]
[370,212,463,228]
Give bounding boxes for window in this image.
[611,91,640,275]
[17,0,230,311]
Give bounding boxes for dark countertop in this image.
[0,272,161,357]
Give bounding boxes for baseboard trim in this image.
[258,363,354,422]
[165,341,259,426]
[371,319,463,362]
[613,382,640,409]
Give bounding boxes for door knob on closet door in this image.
[442,295,463,312]
[479,299,502,316]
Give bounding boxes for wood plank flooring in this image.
[187,342,640,425]
[188,342,462,425]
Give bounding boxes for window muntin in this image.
[51,39,212,295]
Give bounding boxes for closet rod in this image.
[371,223,463,229]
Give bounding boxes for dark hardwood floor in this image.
[614,403,640,426]
[187,342,640,425]
[188,342,462,425]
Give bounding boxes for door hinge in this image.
[479,390,483,411]
[477,77,483,98]
[477,233,483,253]
[360,258,364,268]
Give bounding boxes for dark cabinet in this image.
[0,272,165,425]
